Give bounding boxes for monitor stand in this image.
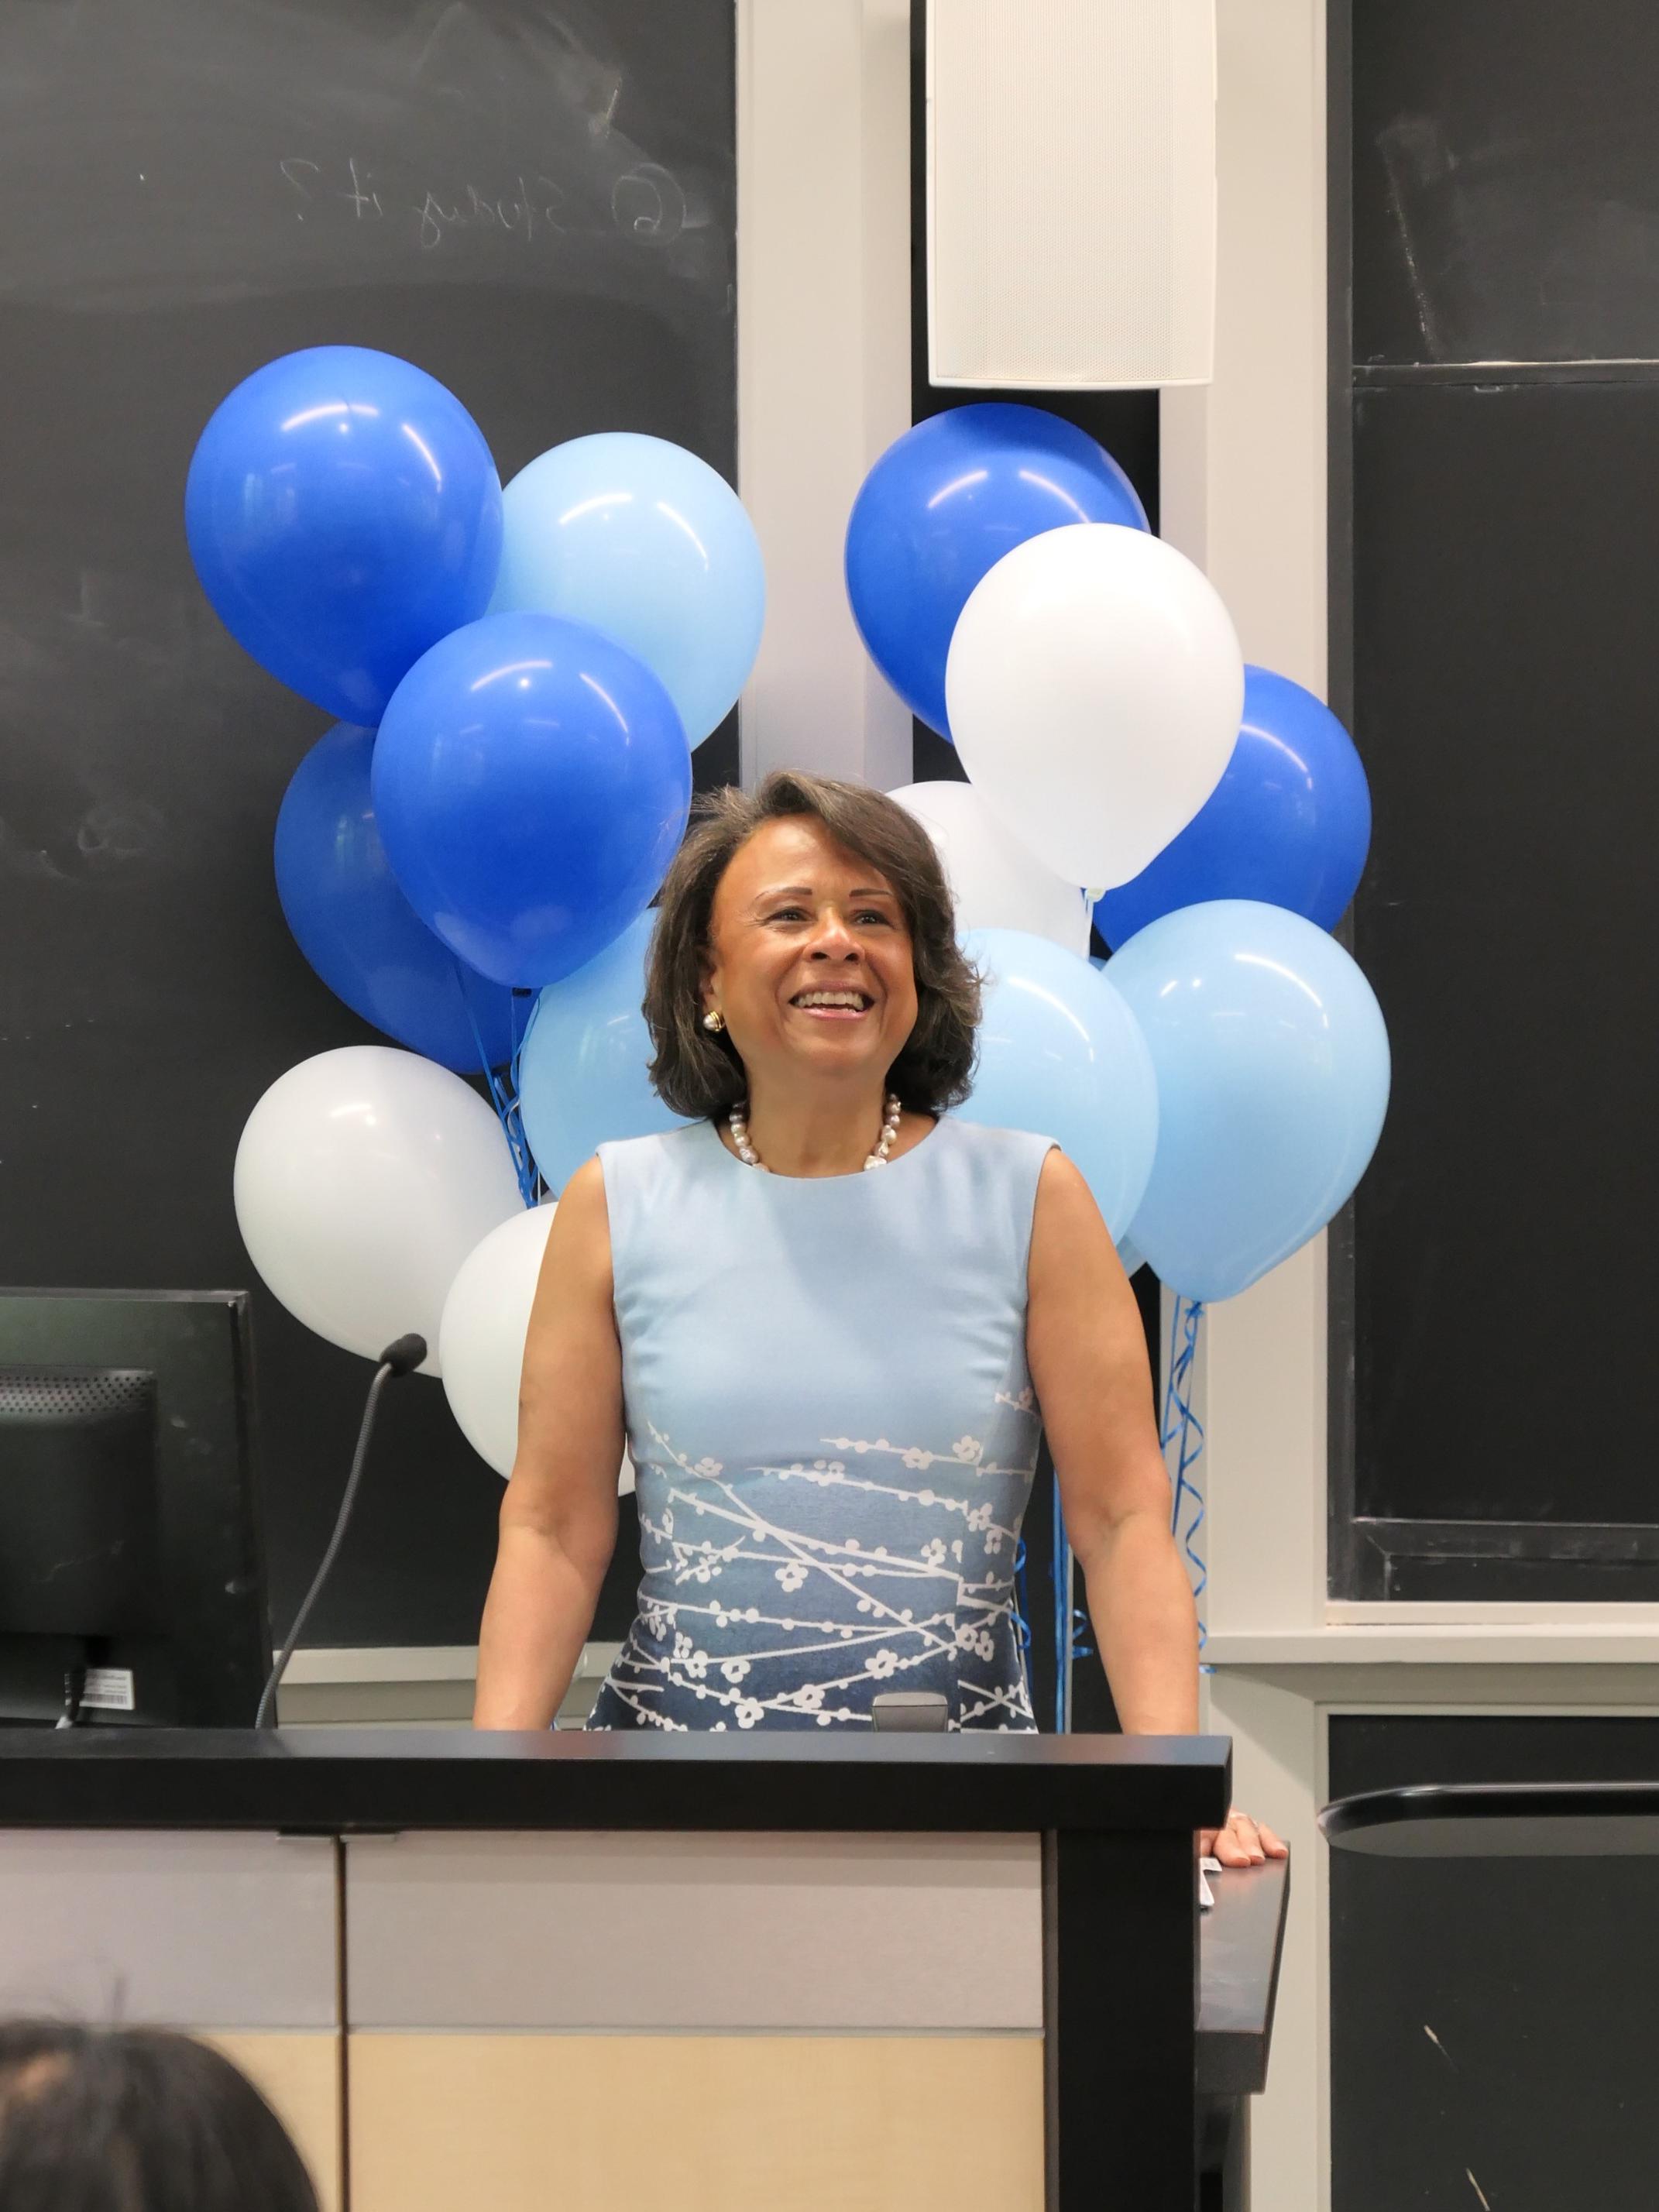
[0,1633,95,1727]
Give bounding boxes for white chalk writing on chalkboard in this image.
[276,156,685,252]
[0,0,736,1653]
[611,162,688,243]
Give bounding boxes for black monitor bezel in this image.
[0,1289,270,1726]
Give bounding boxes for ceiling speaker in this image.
[926,0,1216,390]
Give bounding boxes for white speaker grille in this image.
[927,0,1216,390]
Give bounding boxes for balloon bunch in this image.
[845,402,1389,1307]
[850,403,1388,1678]
[194,346,761,1478]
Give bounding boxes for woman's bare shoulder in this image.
[557,1155,608,1214]
[1032,1142,1104,1225]
[543,1159,613,1292]
[1029,1145,1118,1294]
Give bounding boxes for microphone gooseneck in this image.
[253,1338,427,1729]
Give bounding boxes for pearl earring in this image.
[702,1008,726,1033]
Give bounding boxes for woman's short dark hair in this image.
[0,2020,320,2212]
[645,770,981,1120]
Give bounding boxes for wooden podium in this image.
[0,1729,1275,2211]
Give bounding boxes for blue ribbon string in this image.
[1159,1293,1208,1656]
[458,964,541,1208]
[1013,1537,1032,1654]
[1049,1470,1096,1733]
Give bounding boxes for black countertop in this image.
[1197,1858,1290,2097]
[1321,1780,1659,1857]
[0,1726,1231,1834]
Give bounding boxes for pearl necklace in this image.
[728,1093,903,1173]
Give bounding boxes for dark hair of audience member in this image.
[0,2020,320,2212]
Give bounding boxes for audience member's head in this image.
[0,2021,319,2212]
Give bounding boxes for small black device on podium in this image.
[871,1692,950,1733]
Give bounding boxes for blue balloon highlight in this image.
[1107,901,1390,1301]
[185,346,503,724]
[518,913,689,1194]
[275,723,518,1072]
[954,927,1159,1242]
[845,404,1149,740]
[489,434,765,745]
[1095,666,1372,948]
[372,610,692,990]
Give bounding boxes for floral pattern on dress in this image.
[589,1400,1041,1734]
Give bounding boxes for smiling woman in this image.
[471,775,1283,1850]
[638,774,981,1156]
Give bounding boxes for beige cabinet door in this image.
[344,1829,1044,2212]
[0,1832,342,2212]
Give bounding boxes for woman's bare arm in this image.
[1026,1148,1199,1735]
[1025,1150,1286,1864]
[472,1160,626,1729]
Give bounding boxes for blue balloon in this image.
[1115,1236,1147,1279]
[1107,902,1390,1301]
[489,434,764,745]
[186,347,503,724]
[955,928,1158,1242]
[845,404,1149,740]
[275,724,520,1072]
[372,610,692,990]
[1095,667,1372,948]
[518,913,689,1193]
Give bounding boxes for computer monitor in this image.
[0,1290,270,1727]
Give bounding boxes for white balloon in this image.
[888,780,1091,955]
[945,524,1245,891]
[234,1046,523,1376]
[439,1205,634,1492]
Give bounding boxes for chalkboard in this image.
[1348,379,1659,1565]
[1334,0,1659,1600]
[1329,1716,1659,2212]
[0,0,737,1644]
[1351,0,1659,369]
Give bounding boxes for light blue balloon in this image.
[489,433,765,745]
[1115,1236,1147,1279]
[518,913,689,1193]
[1106,901,1390,1301]
[956,928,1158,1242]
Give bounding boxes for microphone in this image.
[253,1335,428,1729]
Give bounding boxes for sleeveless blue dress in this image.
[587,1115,1056,1733]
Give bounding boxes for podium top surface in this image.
[0,1726,1231,1834]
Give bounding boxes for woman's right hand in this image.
[472,1159,626,1729]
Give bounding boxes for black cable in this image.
[255,1334,426,1730]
